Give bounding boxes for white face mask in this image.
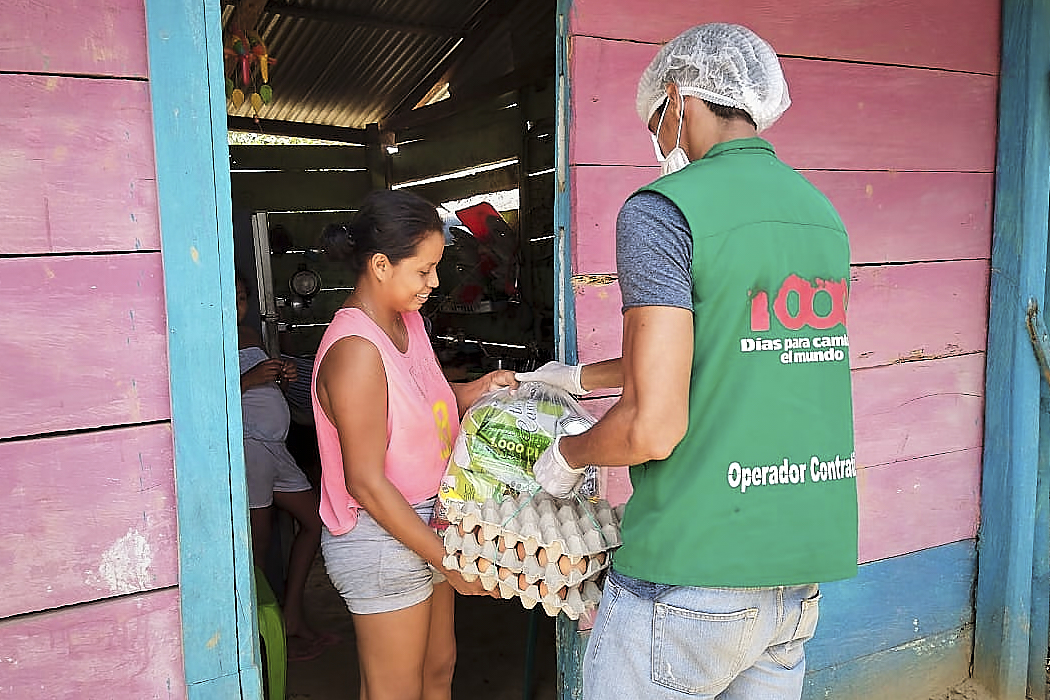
[651,94,690,176]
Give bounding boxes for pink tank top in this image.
[312,308,459,535]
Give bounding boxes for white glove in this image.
[515,361,586,396]
[533,436,586,498]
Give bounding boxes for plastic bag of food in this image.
[435,381,598,527]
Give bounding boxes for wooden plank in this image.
[572,277,623,368]
[858,450,981,563]
[804,171,993,266]
[399,163,519,208]
[848,261,989,369]
[145,0,262,695]
[853,354,985,468]
[265,211,359,249]
[230,169,373,212]
[571,261,989,373]
[0,75,160,255]
[0,589,186,699]
[804,626,972,700]
[392,111,522,185]
[569,38,998,173]
[229,144,368,171]
[0,0,150,77]
[0,424,178,618]
[567,0,1001,74]
[570,166,993,274]
[807,540,976,672]
[0,255,171,439]
[974,1,1050,698]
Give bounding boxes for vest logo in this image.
[749,274,848,332]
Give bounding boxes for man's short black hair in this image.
[703,100,757,129]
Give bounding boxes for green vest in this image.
[613,138,858,586]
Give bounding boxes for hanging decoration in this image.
[224,29,276,118]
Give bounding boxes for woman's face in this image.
[383,229,445,311]
[235,279,248,323]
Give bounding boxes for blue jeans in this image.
[583,570,821,700]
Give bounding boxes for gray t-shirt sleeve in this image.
[615,191,694,311]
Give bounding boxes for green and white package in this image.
[436,382,597,525]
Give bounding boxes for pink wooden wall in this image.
[567,0,997,565]
[0,1,184,696]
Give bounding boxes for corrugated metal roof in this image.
[222,0,551,135]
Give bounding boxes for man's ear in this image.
[666,83,683,117]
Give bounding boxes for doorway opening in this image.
[219,1,560,697]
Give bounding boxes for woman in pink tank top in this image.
[312,189,515,700]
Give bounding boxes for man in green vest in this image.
[516,22,858,700]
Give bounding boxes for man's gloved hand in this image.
[514,361,586,396]
[532,436,586,498]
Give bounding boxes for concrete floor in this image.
[284,553,559,700]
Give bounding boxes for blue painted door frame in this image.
[974,0,1050,698]
[144,0,263,698]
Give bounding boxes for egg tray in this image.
[440,491,624,619]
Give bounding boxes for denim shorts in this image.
[320,497,446,615]
[583,570,820,700]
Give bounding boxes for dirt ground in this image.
[284,552,558,700]
[928,679,998,700]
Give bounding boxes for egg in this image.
[537,548,548,567]
[477,558,491,574]
[538,580,549,598]
[574,557,588,575]
[516,542,527,560]
[497,537,508,553]
[557,555,571,576]
[498,566,514,581]
[518,572,529,590]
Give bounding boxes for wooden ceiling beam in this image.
[226,116,368,144]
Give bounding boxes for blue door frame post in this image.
[975,0,1050,698]
[553,2,587,698]
[144,1,263,698]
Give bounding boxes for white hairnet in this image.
[636,23,790,133]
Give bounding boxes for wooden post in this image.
[554,2,586,698]
[144,0,263,697]
[974,1,1050,698]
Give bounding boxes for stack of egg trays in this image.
[441,490,624,619]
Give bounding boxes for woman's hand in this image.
[241,358,284,391]
[475,369,518,394]
[280,358,298,384]
[451,369,518,417]
[443,567,500,598]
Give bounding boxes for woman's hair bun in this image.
[321,222,354,261]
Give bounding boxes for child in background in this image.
[237,270,337,662]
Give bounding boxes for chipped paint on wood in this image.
[0,424,178,618]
